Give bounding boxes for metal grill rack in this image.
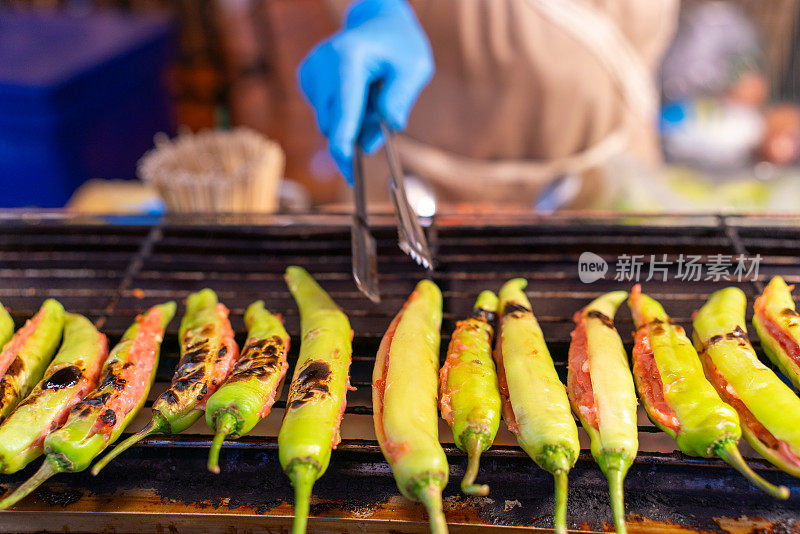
[0,211,799,533]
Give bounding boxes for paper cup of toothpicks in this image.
[138,128,285,213]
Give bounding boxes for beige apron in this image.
[328,0,679,205]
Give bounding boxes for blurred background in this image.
[1,0,799,214]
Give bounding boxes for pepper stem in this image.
[715,440,789,500]
[208,413,236,474]
[289,461,318,534]
[0,458,59,509]
[606,467,627,534]
[91,417,164,475]
[553,470,569,534]
[461,434,489,496]
[417,482,448,534]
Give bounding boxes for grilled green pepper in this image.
[439,290,501,496]
[495,278,579,534]
[567,291,637,534]
[0,303,13,349]
[0,313,108,474]
[0,299,65,424]
[752,276,800,391]
[206,300,290,473]
[0,302,175,509]
[280,266,353,534]
[629,285,788,499]
[694,287,800,480]
[373,280,448,534]
[92,289,239,474]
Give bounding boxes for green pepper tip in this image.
[184,289,218,317]
[587,290,628,316]
[158,300,178,320]
[244,300,266,326]
[474,290,498,313]
[207,412,238,474]
[506,278,528,292]
[285,266,339,312]
[0,458,59,510]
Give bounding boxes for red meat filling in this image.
[632,326,681,433]
[754,284,800,371]
[195,304,240,410]
[567,311,598,429]
[493,314,520,434]
[0,312,43,377]
[374,292,416,462]
[703,353,800,470]
[94,308,165,435]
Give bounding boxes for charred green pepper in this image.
[495,278,579,534]
[0,299,65,424]
[567,291,637,534]
[629,285,788,499]
[0,313,108,474]
[280,266,353,534]
[439,290,501,496]
[694,287,800,480]
[373,280,448,534]
[0,302,175,508]
[752,276,800,391]
[0,303,13,349]
[206,300,290,473]
[92,289,238,473]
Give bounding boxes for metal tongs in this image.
[351,117,433,303]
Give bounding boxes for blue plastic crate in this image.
[0,9,176,207]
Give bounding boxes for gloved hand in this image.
[298,0,434,184]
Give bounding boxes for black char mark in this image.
[167,332,214,405]
[43,366,82,390]
[503,302,531,318]
[471,308,497,326]
[99,369,127,391]
[172,367,206,393]
[226,335,286,384]
[99,409,117,426]
[160,328,216,407]
[287,360,331,410]
[74,392,112,413]
[0,357,25,405]
[161,390,180,406]
[707,326,749,347]
[0,380,19,413]
[586,310,615,329]
[5,357,24,378]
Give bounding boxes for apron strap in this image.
[397,127,628,184]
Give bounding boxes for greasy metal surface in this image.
[0,212,799,533]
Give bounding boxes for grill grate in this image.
[1,211,799,533]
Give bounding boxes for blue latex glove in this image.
[298,0,434,184]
